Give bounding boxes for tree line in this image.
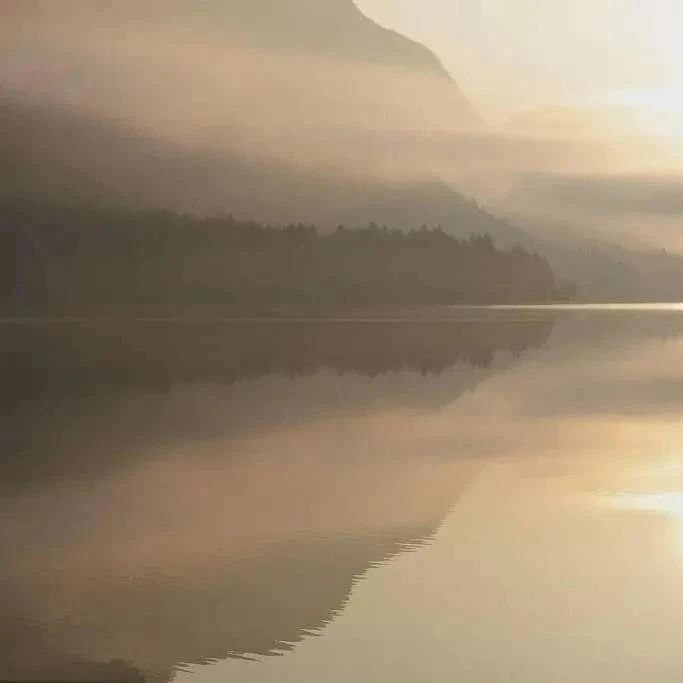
[0,200,567,308]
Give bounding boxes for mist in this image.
[5,0,682,253]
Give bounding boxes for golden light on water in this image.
[616,491,683,514]
[612,491,683,551]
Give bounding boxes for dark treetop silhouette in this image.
[0,201,563,310]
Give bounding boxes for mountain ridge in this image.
[0,99,521,244]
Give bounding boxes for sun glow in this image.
[617,491,683,516]
[605,88,683,140]
[612,491,683,551]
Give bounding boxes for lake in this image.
[3,309,683,682]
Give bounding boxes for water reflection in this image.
[0,319,551,488]
[168,311,683,683]
[8,312,683,683]
[0,318,550,682]
[609,489,683,553]
[616,492,683,517]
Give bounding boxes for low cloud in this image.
[513,173,683,216]
[3,2,683,249]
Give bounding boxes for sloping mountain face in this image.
[3,0,478,130]
[10,0,674,301]
[0,99,522,244]
[7,0,465,81]
[0,0,506,241]
[173,0,460,78]
[535,232,683,302]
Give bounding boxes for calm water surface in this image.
[3,310,683,682]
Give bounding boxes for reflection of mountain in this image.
[2,523,454,683]
[1,319,552,403]
[0,318,550,680]
[1,403,476,683]
[2,319,552,486]
[1,316,552,681]
[1,319,552,487]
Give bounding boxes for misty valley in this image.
[5,0,683,681]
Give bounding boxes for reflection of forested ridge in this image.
[0,320,551,495]
[2,522,455,683]
[1,319,553,406]
[0,201,563,307]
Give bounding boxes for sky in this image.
[354,0,683,251]
[357,0,683,129]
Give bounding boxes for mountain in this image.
[9,1,681,300]
[501,212,683,301]
[8,0,472,84]
[4,0,478,129]
[0,99,523,244]
[172,0,465,79]
[0,0,512,242]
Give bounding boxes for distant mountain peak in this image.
[211,0,478,124]
[6,0,479,126]
[169,0,465,80]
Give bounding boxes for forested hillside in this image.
[0,202,562,309]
